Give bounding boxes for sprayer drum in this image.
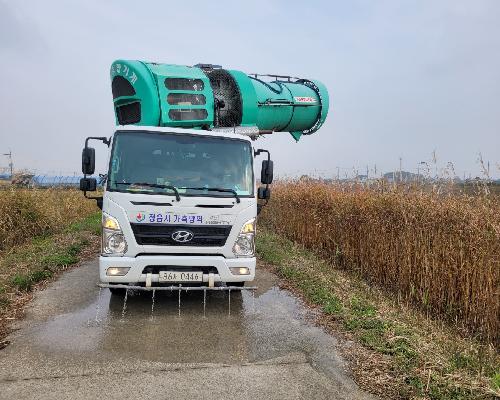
[109,59,329,139]
[203,69,242,128]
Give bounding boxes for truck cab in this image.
[80,126,272,293]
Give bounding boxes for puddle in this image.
[3,268,345,381]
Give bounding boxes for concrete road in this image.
[0,260,374,400]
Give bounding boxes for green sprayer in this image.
[110,60,329,141]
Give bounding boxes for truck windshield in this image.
[108,131,254,198]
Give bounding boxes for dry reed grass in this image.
[260,180,500,345]
[0,188,98,251]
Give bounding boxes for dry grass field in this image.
[260,180,500,346]
[0,188,98,251]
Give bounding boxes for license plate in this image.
[158,271,203,282]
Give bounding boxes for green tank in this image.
[110,60,329,141]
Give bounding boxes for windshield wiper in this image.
[179,187,240,203]
[114,182,180,201]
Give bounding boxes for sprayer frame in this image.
[98,283,257,292]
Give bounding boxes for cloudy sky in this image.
[0,0,499,178]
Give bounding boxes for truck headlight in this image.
[233,218,255,257]
[106,267,130,276]
[102,213,128,256]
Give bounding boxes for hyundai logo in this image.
[171,230,194,243]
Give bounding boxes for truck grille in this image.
[130,224,232,247]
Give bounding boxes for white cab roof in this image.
[115,125,253,142]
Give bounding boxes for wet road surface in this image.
[0,260,374,400]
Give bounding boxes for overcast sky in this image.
[0,0,499,178]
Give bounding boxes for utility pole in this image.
[432,150,437,179]
[336,166,340,181]
[399,157,402,182]
[2,150,13,177]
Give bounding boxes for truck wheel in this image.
[109,287,126,295]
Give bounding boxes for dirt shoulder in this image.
[256,229,499,400]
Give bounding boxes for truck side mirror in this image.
[258,186,271,200]
[261,160,274,184]
[80,177,97,192]
[82,147,96,175]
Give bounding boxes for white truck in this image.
[79,60,328,294]
[80,125,273,294]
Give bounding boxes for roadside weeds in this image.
[256,229,500,400]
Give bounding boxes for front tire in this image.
[109,286,127,295]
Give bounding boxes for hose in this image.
[249,76,284,95]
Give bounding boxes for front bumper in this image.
[99,255,256,285]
